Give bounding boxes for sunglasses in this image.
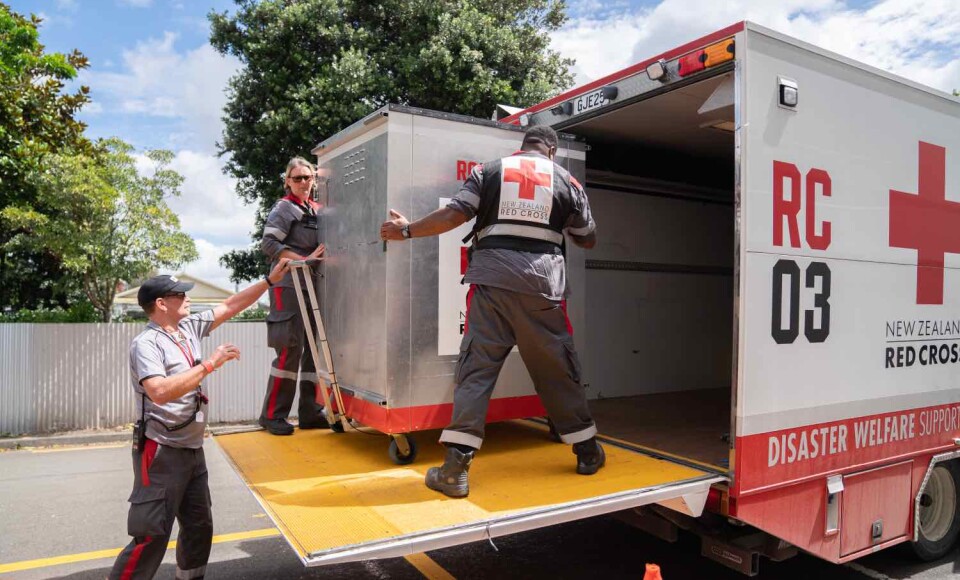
[289,175,314,183]
[163,292,187,300]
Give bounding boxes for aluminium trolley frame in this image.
[289,259,418,464]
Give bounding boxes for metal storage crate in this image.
[309,105,587,461]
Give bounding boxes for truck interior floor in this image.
[590,389,730,469]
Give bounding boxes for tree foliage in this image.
[0,3,92,310]
[2,139,198,321]
[209,0,573,282]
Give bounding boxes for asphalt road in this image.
[0,440,956,579]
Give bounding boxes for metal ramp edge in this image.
[302,473,725,566]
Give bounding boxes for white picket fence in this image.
[0,322,277,434]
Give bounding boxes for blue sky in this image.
[8,0,960,291]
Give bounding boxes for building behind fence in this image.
[0,322,278,435]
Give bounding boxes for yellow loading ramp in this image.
[215,421,725,566]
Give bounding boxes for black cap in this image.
[522,125,558,150]
[137,275,195,307]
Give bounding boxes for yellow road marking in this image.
[0,528,456,579]
[210,528,281,544]
[0,528,281,575]
[27,443,127,453]
[404,553,456,580]
[0,547,123,575]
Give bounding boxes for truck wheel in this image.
[911,461,960,561]
[389,436,417,465]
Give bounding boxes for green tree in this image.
[209,0,573,282]
[2,139,198,321]
[0,3,92,310]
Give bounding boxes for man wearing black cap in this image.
[109,259,289,580]
[380,125,603,498]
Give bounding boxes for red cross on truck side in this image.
[503,158,552,200]
[889,141,960,305]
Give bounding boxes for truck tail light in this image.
[678,37,735,77]
[678,50,706,77]
[704,38,735,67]
[705,486,729,515]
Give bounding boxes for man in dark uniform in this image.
[380,125,603,498]
[109,261,289,580]
[259,157,328,435]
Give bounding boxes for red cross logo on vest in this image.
[503,158,552,200]
[889,141,960,305]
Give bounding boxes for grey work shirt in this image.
[447,158,596,301]
[131,310,214,448]
[261,195,323,288]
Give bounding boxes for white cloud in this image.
[56,0,78,11]
[165,150,258,246]
[80,32,241,152]
[80,28,253,289]
[118,0,153,7]
[554,0,960,94]
[170,238,242,294]
[133,149,259,290]
[84,101,104,115]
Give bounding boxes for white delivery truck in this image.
[215,21,960,574]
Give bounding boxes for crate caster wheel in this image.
[389,435,417,465]
[330,419,345,433]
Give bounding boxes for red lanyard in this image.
[158,329,196,366]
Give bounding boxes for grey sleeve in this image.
[564,179,596,236]
[446,164,484,219]
[132,335,166,384]
[261,203,293,260]
[183,310,216,341]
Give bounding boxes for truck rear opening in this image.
[570,69,737,470]
[214,35,740,567]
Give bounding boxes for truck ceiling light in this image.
[778,76,798,109]
[519,113,531,127]
[646,59,667,82]
[600,86,619,100]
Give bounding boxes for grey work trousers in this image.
[109,439,212,580]
[261,285,323,421]
[440,284,597,450]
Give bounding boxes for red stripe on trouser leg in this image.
[464,284,476,334]
[120,535,152,580]
[267,348,288,419]
[273,286,283,310]
[560,299,573,336]
[140,438,157,487]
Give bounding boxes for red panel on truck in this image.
[840,461,913,557]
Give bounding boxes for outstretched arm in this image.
[380,207,469,241]
[210,259,291,330]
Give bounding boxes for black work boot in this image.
[425,446,475,498]
[298,409,330,430]
[258,417,294,436]
[573,438,605,475]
